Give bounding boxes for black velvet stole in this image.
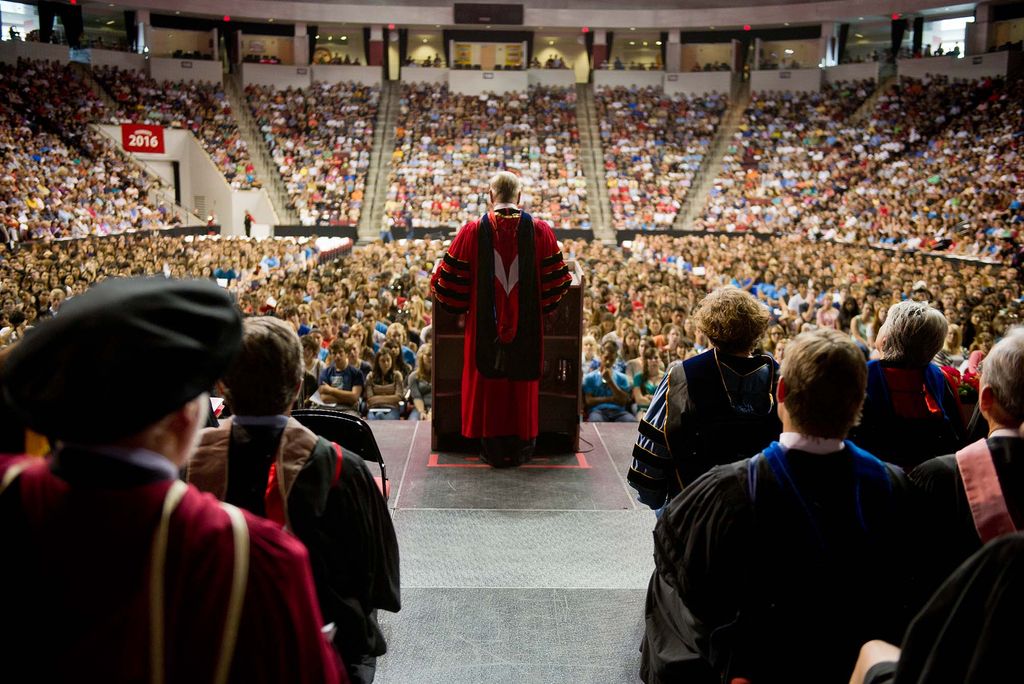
[474,211,541,380]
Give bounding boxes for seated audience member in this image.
[628,288,780,510]
[297,334,325,407]
[633,346,665,421]
[850,531,1024,684]
[407,343,432,421]
[0,278,342,682]
[583,340,636,422]
[910,328,1024,589]
[188,316,400,684]
[933,323,965,368]
[852,301,967,470]
[365,349,405,420]
[642,329,917,684]
[318,340,364,414]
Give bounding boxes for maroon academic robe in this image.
[431,210,571,440]
[0,452,346,684]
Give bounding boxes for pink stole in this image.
[956,438,1018,543]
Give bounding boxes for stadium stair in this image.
[849,65,897,125]
[673,79,751,232]
[576,84,614,241]
[359,80,400,242]
[225,72,295,225]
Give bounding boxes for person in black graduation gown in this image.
[909,328,1024,594]
[187,316,400,684]
[642,329,920,684]
[850,531,1024,684]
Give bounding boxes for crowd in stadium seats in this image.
[695,80,874,236]
[595,86,728,230]
[698,76,1023,264]
[384,83,589,231]
[246,81,379,227]
[0,60,173,243]
[4,232,1018,419]
[95,65,258,189]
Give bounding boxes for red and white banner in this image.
[120,124,165,154]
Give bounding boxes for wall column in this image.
[665,29,681,72]
[966,2,993,55]
[592,30,608,70]
[368,25,384,66]
[294,22,309,65]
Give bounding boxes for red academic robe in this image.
[0,454,346,684]
[431,210,571,440]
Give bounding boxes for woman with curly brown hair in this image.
[627,287,782,510]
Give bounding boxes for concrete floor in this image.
[367,422,655,684]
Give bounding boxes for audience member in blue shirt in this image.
[583,341,637,422]
[317,340,364,414]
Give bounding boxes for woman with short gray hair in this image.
[851,301,967,469]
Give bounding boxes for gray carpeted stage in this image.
[367,421,655,684]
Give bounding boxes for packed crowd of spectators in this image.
[384,83,590,231]
[0,60,174,243]
[696,76,1023,264]
[3,231,1018,426]
[94,65,257,189]
[595,86,728,230]
[246,81,380,226]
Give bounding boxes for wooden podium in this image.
[431,260,585,453]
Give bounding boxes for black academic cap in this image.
[2,277,242,444]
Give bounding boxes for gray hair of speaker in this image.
[489,171,521,204]
[981,326,1024,424]
[876,300,948,367]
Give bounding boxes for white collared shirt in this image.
[990,428,1020,439]
[778,432,845,455]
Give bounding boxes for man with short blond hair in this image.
[430,170,572,467]
[641,328,917,684]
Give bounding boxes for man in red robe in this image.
[431,171,572,467]
[0,277,344,683]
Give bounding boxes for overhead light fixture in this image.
[435,24,441,28]
[315,34,321,39]
[709,26,715,30]
[784,48,794,54]
[485,25,491,29]
[423,38,429,43]
[268,18,274,22]
[642,41,648,46]
[340,35,347,40]
[655,40,662,45]
[784,22,790,26]
[174,10,180,15]
[855,33,864,38]
[858,17,864,20]
[629,40,636,45]
[548,40,554,45]
[328,36,333,41]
